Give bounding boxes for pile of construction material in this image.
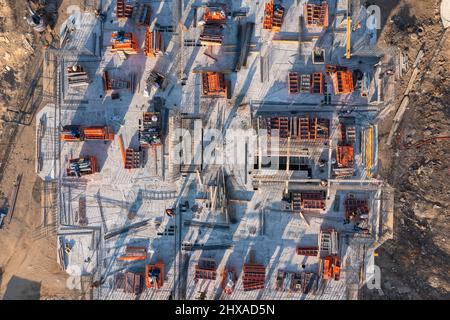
[67,65,89,87]
[242,263,266,291]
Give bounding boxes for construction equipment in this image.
[146,262,164,289]
[116,0,134,19]
[135,3,152,26]
[322,256,341,281]
[67,65,89,87]
[242,263,266,291]
[117,246,147,262]
[221,268,237,294]
[202,72,228,97]
[60,125,114,141]
[194,258,217,281]
[67,156,97,177]
[304,1,329,28]
[111,31,139,54]
[144,28,163,57]
[263,1,285,32]
[139,112,162,147]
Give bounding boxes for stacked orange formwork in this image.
[296,246,319,256]
[204,6,227,23]
[266,117,290,138]
[336,145,354,168]
[344,196,369,221]
[300,192,326,212]
[310,72,324,94]
[304,1,329,28]
[331,70,354,94]
[288,72,299,94]
[322,256,341,281]
[144,27,162,58]
[111,32,139,54]
[298,117,329,141]
[201,72,227,97]
[117,0,134,19]
[221,268,237,294]
[117,246,147,262]
[83,126,114,141]
[60,125,83,141]
[263,1,284,32]
[242,264,266,291]
[194,258,217,282]
[145,262,164,289]
[326,64,348,75]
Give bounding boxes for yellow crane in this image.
[345,15,352,59]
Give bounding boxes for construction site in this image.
[29,0,398,300]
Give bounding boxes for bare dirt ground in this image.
[363,0,450,299]
[0,0,83,300]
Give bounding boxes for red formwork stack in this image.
[242,264,266,291]
[194,258,217,282]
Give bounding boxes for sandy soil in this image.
[0,0,83,300]
[364,0,450,299]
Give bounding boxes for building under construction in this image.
[35,0,393,300]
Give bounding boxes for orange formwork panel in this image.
[336,145,354,168]
[201,72,227,97]
[322,256,341,281]
[242,264,266,291]
[310,72,324,94]
[288,72,299,94]
[263,1,284,32]
[144,28,162,57]
[117,246,147,262]
[204,6,227,24]
[344,197,370,221]
[194,258,217,282]
[146,262,164,289]
[304,1,329,28]
[331,70,354,95]
[111,31,139,54]
[83,126,114,141]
